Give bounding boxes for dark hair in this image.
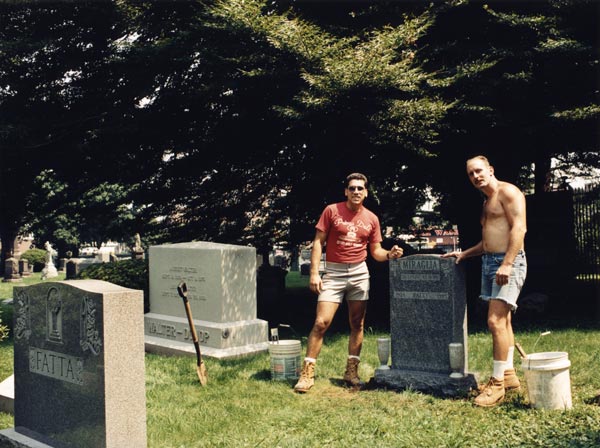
[346,172,368,188]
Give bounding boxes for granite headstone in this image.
[373,254,477,396]
[18,259,31,278]
[3,257,21,283]
[144,242,269,359]
[0,280,147,448]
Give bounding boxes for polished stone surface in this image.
[5,280,146,448]
[373,255,477,396]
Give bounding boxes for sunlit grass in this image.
[1,271,599,446]
[2,327,600,447]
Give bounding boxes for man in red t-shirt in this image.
[294,173,403,393]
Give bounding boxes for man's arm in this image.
[369,243,403,262]
[309,230,327,294]
[496,184,527,284]
[441,241,484,263]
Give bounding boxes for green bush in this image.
[20,248,47,272]
[77,259,149,312]
[0,309,8,342]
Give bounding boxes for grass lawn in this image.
[1,271,599,447]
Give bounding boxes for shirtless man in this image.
[442,155,527,407]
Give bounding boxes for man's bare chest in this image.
[482,198,506,222]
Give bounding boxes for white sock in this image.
[348,355,360,361]
[304,357,316,364]
[492,360,508,380]
[506,347,515,370]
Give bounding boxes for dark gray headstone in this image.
[0,280,147,448]
[18,259,31,277]
[65,260,80,280]
[373,254,477,397]
[3,257,22,283]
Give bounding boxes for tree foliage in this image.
[0,0,597,260]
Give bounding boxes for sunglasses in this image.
[348,186,365,192]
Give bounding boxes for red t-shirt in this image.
[316,202,383,264]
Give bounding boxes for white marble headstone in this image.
[144,242,268,359]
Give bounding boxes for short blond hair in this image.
[467,155,491,167]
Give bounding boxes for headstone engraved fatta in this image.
[144,242,269,359]
[0,280,147,448]
[373,254,477,396]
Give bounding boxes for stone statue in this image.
[134,233,142,251]
[44,241,53,262]
[132,233,144,260]
[41,241,59,280]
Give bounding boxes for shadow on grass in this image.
[250,369,272,382]
[584,392,600,406]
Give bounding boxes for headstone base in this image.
[2,277,22,283]
[145,336,269,360]
[40,263,58,280]
[372,369,478,398]
[144,313,268,360]
[0,429,53,448]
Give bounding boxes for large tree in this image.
[2,0,597,263]
[0,1,162,260]
[418,1,599,224]
[132,0,450,254]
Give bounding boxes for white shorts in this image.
[317,261,370,304]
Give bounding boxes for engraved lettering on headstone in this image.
[29,347,83,385]
[399,258,440,271]
[147,320,210,342]
[46,287,63,343]
[400,273,441,281]
[80,296,103,355]
[160,266,207,301]
[14,289,32,341]
[393,291,449,300]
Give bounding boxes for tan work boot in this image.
[343,357,363,388]
[294,360,315,393]
[474,377,505,407]
[503,368,521,391]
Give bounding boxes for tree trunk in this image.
[0,229,18,267]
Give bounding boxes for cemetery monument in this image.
[0,280,147,448]
[40,242,58,280]
[144,241,269,359]
[373,254,477,396]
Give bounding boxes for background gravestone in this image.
[0,280,147,448]
[18,259,31,278]
[3,257,21,283]
[144,242,269,359]
[373,254,477,396]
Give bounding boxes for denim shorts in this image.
[318,261,370,303]
[480,251,527,311]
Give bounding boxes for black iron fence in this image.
[572,182,600,319]
[573,183,600,283]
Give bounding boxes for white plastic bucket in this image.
[269,340,302,380]
[522,351,572,410]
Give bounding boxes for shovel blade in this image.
[197,361,208,386]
